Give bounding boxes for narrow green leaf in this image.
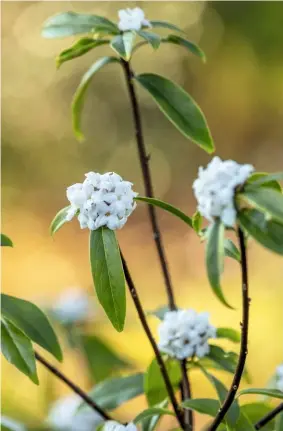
[275,411,283,431]
[42,12,119,39]
[162,35,206,61]
[137,31,161,50]
[224,238,241,262]
[110,33,136,60]
[238,209,283,255]
[234,412,255,430]
[1,316,38,384]
[240,188,283,224]
[1,294,62,362]
[147,305,170,320]
[84,373,144,410]
[141,399,168,431]
[50,206,71,236]
[192,211,202,234]
[216,327,241,343]
[72,56,120,141]
[237,388,283,400]
[145,358,181,406]
[206,220,232,308]
[89,227,125,332]
[135,73,214,153]
[135,197,192,227]
[245,172,283,192]
[241,402,276,431]
[134,407,174,424]
[182,398,220,416]
[1,234,13,247]
[56,38,109,68]
[149,20,185,34]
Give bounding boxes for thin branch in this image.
[255,402,283,429]
[120,252,185,430]
[180,360,194,431]
[208,226,250,431]
[35,351,112,421]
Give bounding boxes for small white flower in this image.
[103,421,138,431]
[158,309,216,360]
[193,156,254,227]
[276,364,283,392]
[47,395,103,431]
[66,172,138,231]
[118,7,151,31]
[52,287,90,324]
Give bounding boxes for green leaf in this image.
[147,305,170,320]
[275,411,283,431]
[216,327,241,343]
[135,197,192,227]
[237,388,283,400]
[162,35,206,61]
[84,373,144,410]
[135,73,214,153]
[149,21,184,34]
[0,416,27,431]
[89,227,125,332]
[110,32,136,60]
[240,188,283,224]
[56,38,109,68]
[241,402,276,431]
[42,12,119,38]
[234,412,255,430]
[238,209,283,255]
[224,238,241,262]
[145,357,181,406]
[192,211,203,234]
[137,31,161,50]
[141,399,168,431]
[72,56,120,141]
[206,220,232,308]
[1,316,38,384]
[1,294,62,362]
[134,407,174,424]
[182,398,220,416]
[1,234,13,247]
[80,334,131,382]
[245,172,283,192]
[50,206,71,236]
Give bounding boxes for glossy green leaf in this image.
[240,188,283,224]
[192,211,203,234]
[141,399,168,431]
[275,411,283,431]
[1,316,38,384]
[42,12,119,38]
[234,412,255,430]
[80,334,131,382]
[145,358,181,406]
[216,327,241,343]
[135,197,192,227]
[224,238,241,262]
[1,294,62,362]
[237,388,283,399]
[56,38,109,68]
[206,220,232,308]
[238,209,283,255]
[135,73,214,153]
[134,407,174,424]
[50,206,71,236]
[89,227,125,332]
[110,32,136,60]
[241,402,275,431]
[149,20,184,33]
[182,398,220,416]
[84,373,144,410]
[72,56,120,141]
[137,31,161,49]
[0,416,27,431]
[162,35,206,61]
[147,305,170,320]
[246,172,283,192]
[1,234,13,247]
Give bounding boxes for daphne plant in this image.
[1,6,283,431]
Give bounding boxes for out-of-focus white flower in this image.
[47,395,103,431]
[158,309,216,360]
[66,172,137,231]
[118,7,151,31]
[276,364,283,392]
[52,287,90,324]
[193,157,254,227]
[103,421,138,431]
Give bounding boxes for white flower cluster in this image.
[47,395,103,431]
[52,287,91,324]
[118,7,151,31]
[193,156,254,227]
[158,309,216,360]
[66,172,137,231]
[276,364,283,392]
[103,422,137,431]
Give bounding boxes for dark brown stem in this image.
[180,360,194,431]
[35,351,112,421]
[208,227,250,430]
[121,58,193,428]
[255,403,283,429]
[120,252,185,430]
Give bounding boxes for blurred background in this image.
[2,1,283,430]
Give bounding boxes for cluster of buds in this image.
[118,7,151,31]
